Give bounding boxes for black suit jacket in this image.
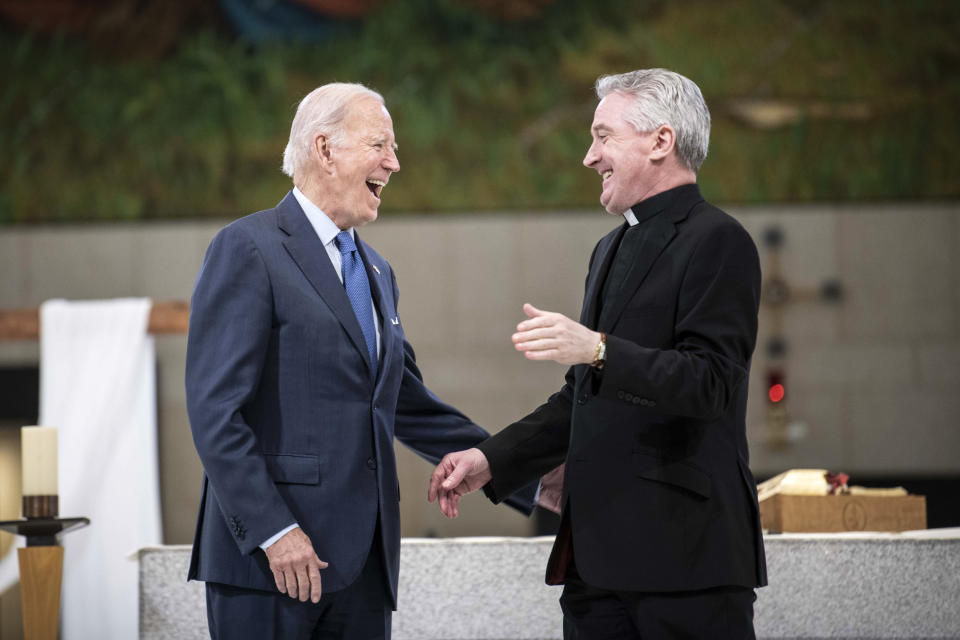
[479,184,767,592]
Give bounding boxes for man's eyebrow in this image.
[591,123,612,135]
[370,135,398,150]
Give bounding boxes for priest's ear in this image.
[649,124,676,161]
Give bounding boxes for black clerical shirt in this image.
[599,184,698,313]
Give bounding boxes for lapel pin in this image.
[372,264,381,275]
[391,317,400,325]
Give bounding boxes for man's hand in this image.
[264,527,329,603]
[538,463,565,515]
[512,303,602,365]
[427,448,492,518]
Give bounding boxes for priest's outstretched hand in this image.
[427,448,491,518]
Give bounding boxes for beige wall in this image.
[0,202,957,545]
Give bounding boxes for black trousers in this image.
[205,525,392,640]
[560,558,756,640]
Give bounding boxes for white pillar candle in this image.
[21,426,58,496]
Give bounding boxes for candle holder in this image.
[0,516,89,546]
[0,516,89,639]
[22,495,58,520]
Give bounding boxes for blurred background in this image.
[1,0,958,632]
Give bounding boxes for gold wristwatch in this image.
[591,333,607,369]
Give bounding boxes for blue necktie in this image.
[335,231,378,374]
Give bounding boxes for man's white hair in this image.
[595,69,711,173]
[281,82,385,178]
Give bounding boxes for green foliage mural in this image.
[1,0,958,223]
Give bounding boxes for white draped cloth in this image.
[0,298,162,639]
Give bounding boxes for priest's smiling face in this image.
[582,92,662,215]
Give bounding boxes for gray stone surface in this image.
[139,531,960,640]
[759,530,960,639]
[138,545,207,640]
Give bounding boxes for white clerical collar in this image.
[623,209,639,226]
[292,186,354,247]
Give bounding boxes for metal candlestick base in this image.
[0,517,89,547]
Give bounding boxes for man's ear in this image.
[649,125,676,161]
[314,134,335,173]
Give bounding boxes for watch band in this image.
[591,333,607,369]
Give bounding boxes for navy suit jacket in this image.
[186,192,534,606]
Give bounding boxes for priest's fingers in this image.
[438,486,452,518]
[428,459,450,503]
[446,491,461,519]
[516,314,556,332]
[512,327,559,344]
[439,488,460,519]
[522,303,548,319]
[440,458,470,491]
[514,338,560,353]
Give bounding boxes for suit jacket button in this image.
[617,390,625,399]
[633,397,642,405]
[367,457,377,470]
[649,400,657,407]
[624,393,633,402]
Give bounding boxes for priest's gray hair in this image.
[282,83,385,178]
[595,69,711,173]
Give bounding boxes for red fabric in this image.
[826,471,849,495]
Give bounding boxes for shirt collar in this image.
[627,182,699,226]
[292,186,354,247]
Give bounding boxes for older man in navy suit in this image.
[186,83,534,639]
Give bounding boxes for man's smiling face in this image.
[582,92,659,215]
[325,97,400,229]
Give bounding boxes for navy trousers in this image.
[206,525,391,640]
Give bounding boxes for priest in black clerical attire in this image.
[429,68,767,639]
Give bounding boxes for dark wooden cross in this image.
[0,301,190,341]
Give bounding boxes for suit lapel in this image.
[276,192,374,375]
[597,186,703,332]
[597,215,675,331]
[580,225,626,328]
